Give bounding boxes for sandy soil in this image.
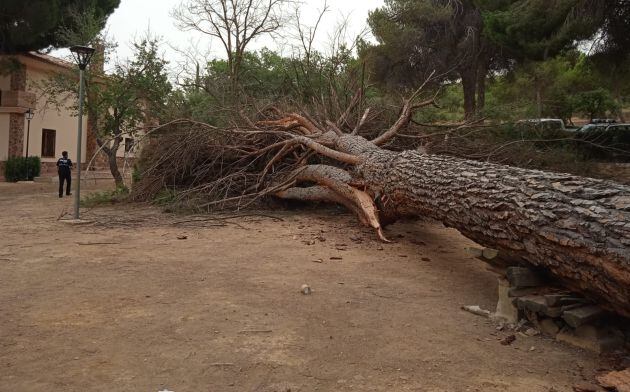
[0,181,604,391]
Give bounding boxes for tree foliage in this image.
[0,0,120,54]
[365,0,497,119]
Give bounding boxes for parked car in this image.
[577,123,609,133]
[575,123,630,160]
[516,118,567,131]
[591,118,617,124]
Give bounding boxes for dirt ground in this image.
[0,181,605,391]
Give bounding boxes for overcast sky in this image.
[90,0,384,72]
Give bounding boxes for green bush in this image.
[4,156,41,182]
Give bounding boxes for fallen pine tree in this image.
[133,89,630,317]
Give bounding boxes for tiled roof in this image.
[25,51,74,70]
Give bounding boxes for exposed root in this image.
[134,73,437,240]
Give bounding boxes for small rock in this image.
[312,259,323,263]
[421,257,431,262]
[539,318,561,337]
[330,256,343,260]
[500,334,516,345]
[529,346,536,351]
[572,382,599,392]
[596,368,630,392]
[525,328,540,337]
[300,284,312,295]
[177,235,187,240]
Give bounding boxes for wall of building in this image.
[0,74,10,91]
[24,62,88,164]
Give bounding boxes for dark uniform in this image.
[56,155,73,197]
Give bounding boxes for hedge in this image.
[4,156,41,182]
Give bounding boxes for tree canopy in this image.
[478,0,630,61]
[365,0,496,118]
[0,0,120,54]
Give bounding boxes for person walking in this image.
[57,151,73,198]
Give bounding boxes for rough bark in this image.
[97,136,124,188]
[334,136,630,317]
[460,70,477,120]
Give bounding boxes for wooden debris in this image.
[461,305,491,318]
[238,329,273,334]
[76,241,121,245]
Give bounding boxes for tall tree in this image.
[366,0,496,119]
[479,0,630,117]
[0,0,120,54]
[172,0,292,93]
[39,38,171,188]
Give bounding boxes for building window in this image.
[124,137,134,153]
[41,129,56,157]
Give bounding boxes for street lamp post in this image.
[24,108,34,180]
[69,45,95,220]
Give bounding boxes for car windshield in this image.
[607,125,630,131]
[579,124,607,131]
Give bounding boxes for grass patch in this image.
[81,186,129,208]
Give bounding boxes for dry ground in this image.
[0,181,605,391]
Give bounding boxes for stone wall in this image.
[9,63,26,91]
[8,113,24,158]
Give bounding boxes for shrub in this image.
[4,156,41,182]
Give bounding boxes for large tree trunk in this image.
[97,136,124,189]
[476,61,487,116]
[460,70,477,120]
[138,89,630,317]
[335,136,630,317]
[107,150,124,189]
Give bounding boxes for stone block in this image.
[556,324,624,353]
[493,278,519,323]
[0,90,36,108]
[563,306,606,328]
[482,248,499,260]
[506,267,544,288]
[508,287,540,297]
[516,295,563,318]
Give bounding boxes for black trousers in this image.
[59,172,71,196]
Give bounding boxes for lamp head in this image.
[69,45,96,70]
[25,108,34,121]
